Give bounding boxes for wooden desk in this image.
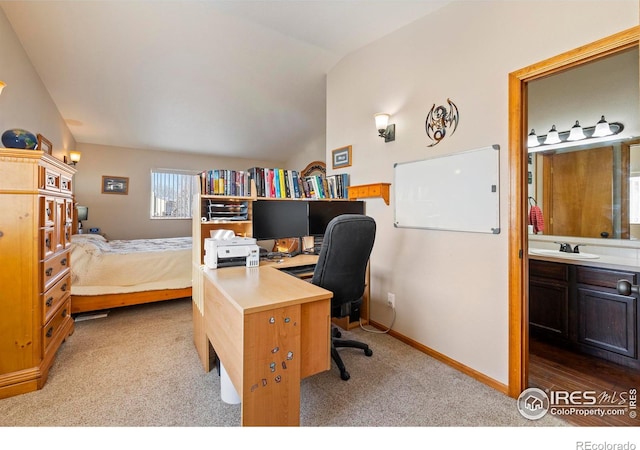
[200,259,332,426]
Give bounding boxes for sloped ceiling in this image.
[1,1,450,161]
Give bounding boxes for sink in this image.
[528,248,600,259]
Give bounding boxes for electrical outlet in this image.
[387,292,395,309]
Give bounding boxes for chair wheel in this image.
[340,370,350,381]
[333,329,342,338]
[364,348,373,357]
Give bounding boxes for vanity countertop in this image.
[528,251,640,272]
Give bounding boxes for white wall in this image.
[326,1,638,386]
[74,143,286,240]
[0,8,75,157]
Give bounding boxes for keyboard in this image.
[281,264,316,276]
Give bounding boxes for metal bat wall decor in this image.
[425,98,459,147]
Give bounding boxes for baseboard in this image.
[369,319,510,396]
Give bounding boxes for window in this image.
[150,169,198,219]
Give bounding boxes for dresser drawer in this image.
[42,249,70,291]
[42,273,71,325]
[40,196,56,227]
[60,176,73,194]
[43,298,71,356]
[44,168,61,192]
[41,227,56,259]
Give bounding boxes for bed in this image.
[69,234,192,314]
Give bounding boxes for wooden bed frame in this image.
[70,205,192,314]
[71,287,192,314]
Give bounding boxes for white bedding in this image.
[70,234,192,296]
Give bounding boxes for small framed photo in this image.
[37,134,53,155]
[102,176,129,195]
[332,145,352,169]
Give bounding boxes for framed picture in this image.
[331,145,352,169]
[102,176,129,195]
[37,134,53,155]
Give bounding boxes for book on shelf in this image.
[199,169,250,196]
[245,166,350,200]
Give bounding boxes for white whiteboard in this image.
[394,145,500,233]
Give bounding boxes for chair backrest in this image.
[311,214,376,313]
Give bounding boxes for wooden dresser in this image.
[0,149,76,399]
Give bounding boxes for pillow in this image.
[71,233,107,243]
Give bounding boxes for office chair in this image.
[311,214,376,381]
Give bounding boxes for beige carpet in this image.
[1,297,566,428]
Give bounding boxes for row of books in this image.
[247,167,349,199]
[199,170,251,197]
[198,167,350,199]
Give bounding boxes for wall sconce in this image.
[68,151,81,166]
[0,81,6,95]
[527,116,623,152]
[374,113,395,143]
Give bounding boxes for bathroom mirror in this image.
[527,47,640,241]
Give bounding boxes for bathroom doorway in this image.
[507,26,640,398]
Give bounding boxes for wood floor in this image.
[528,338,640,426]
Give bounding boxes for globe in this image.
[2,129,38,149]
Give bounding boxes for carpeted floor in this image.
[1,297,566,428]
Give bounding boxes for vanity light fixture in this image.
[543,125,561,145]
[592,115,614,137]
[374,113,395,143]
[68,151,81,166]
[0,81,6,95]
[567,120,586,141]
[528,116,623,152]
[527,129,540,148]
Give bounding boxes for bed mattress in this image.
[70,234,192,296]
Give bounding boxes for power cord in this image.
[359,306,396,334]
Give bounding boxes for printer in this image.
[204,236,260,269]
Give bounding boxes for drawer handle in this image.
[61,258,67,266]
[61,283,67,292]
[46,207,51,217]
[46,268,53,276]
[46,296,54,307]
[62,308,68,318]
[46,327,54,338]
[45,238,51,249]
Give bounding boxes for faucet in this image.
[554,242,587,253]
[556,242,573,253]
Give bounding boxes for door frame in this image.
[507,26,639,398]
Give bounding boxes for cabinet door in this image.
[577,287,637,358]
[529,277,570,340]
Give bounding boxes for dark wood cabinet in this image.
[529,259,639,369]
[529,260,570,340]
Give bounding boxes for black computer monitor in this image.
[308,201,364,236]
[252,200,309,240]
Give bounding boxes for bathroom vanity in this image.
[529,252,639,369]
